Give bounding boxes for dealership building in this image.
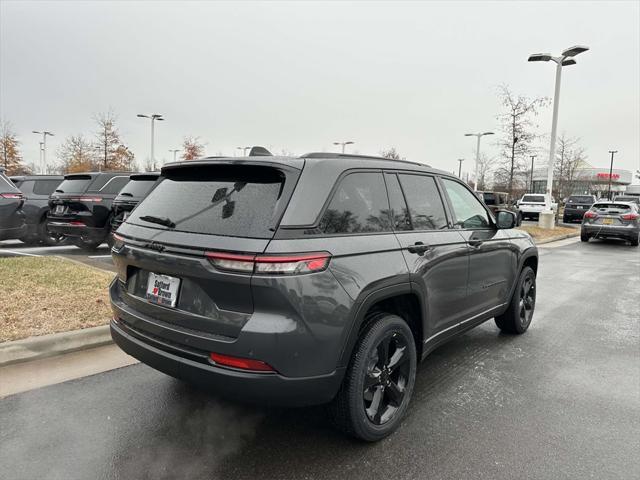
[530,166,633,198]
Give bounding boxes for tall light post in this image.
[457,158,464,179]
[607,150,618,200]
[169,149,180,162]
[528,45,589,209]
[137,114,164,170]
[529,155,536,191]
[464,132,493,191]
[32,130,54,174]
[333,141,354,154]
[237,146,251,156]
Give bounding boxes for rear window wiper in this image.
[119,192,134,197]
[55,189,64,193]
[139,215,176,229]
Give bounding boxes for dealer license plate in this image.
[603,218,614,225]
[146,272,181,307]
[55,205,66,215]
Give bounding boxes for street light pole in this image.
[464,132,494,191]
[169,149,180,162]
[137,114,164,170]
[32,131,54,174]
[607,150,617,200]
[528,45,589,210]
[530,155,536,192]
[457,158,464,178]
[333,141,354,154]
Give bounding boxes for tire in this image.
[329,313,417,442]
[580,231,590,242]
[516,213,523,226]
[72,237,103,251]
[38,220,66,246]
[630,234,639,247]
[495,266,536,335]
[562,215,569,224]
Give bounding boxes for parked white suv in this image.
[517,194,557,220]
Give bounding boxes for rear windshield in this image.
[55,175,93,193]
[522,195,545,203]
[592,203,631,212]
[567,196,593,204]
[482,193,496,205]
[127,165,287,238]
[117,177,158,198]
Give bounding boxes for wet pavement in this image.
[1,238,639,479]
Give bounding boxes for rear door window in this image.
[33,179,63,195]
[55,175,93,193]
[482,192,496,205]
[442,178,491,229]
[384,173,412,231]
[128,165,289,238]
[320,172,391,234]
[398,174,448,230]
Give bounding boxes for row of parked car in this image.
[0,167,159,250]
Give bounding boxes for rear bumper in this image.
[582,224,640,239]
[563,209,587,220]
[46,220,107,240]
[0,223,28,241]
[110,319,344,406]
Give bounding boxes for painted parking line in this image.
[88,255,113,259]
[0,250,41,257]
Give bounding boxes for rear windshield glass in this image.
[482,193,496,205]
[117,177,157,198]
[592,203,631,211]
[522,195,545,203]
[34,179,63,195]
[127,165,286,238]
[55,176,93,193]
[567,196,593,204]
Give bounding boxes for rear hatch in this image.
[566,195,594,211]
[48,174,97,221]
[113,161,300,338]
[519,194,546,208]
[111,174,159,231]
[585,203,636,226]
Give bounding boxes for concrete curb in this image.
[0,325,113,367]
[535,232,580,245]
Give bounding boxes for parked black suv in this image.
[110,173,160,239]
[563,194,596,223]
[9,175,65,245]
[109,153,538,441]
[0,167,26,241]
[476,190,522,225]
[47,172,133,250]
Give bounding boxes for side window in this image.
[397,174,448,230]
[33,179,62,196]
[442,178,490,229]
[384,173,412,231]
[319,172,392,234]
[99,176,130,194]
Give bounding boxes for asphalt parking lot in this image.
[1,237,639,480]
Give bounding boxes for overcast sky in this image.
[1,0,638,179]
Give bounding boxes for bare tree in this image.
[380,147,401,160]
[554,133,588,199]
[58,134,95,173]
[0,120,30,175]
[494,85,549,195]
[475,153,493,191]
[94,110,134,171]
[181,136,205,161]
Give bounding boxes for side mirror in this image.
[496,210,517,229]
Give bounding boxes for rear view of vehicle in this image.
[581,201,640,246]
[563,195,596,223]
[47,172,132,250]
[9,175,64,245]
[110,173,159,240]
[479,190,522,225]
[518,194,556,220]
[0,167,26,241]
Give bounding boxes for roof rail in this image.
[300,152,428,167]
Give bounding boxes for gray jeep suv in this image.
[109,153,538,441]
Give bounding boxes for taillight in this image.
[112,233,125,251]
[78,196,102,202]
[584,211,597,219]
[621,213,640,220]
[0,193,23,199]
[205,251,331,275]
[210,352,275,372]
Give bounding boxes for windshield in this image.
[117,177,157,198]
[522,195,545,203]
[482,193,496,205]
[567,196,593,204]
[128,165,287,238]
[55,175,92,193]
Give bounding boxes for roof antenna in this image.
[248,146,273,157]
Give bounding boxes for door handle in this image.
[407,241,432,255]
[468,239,483,248]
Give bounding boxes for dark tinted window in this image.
[33,179,62,196]
[55,176,93,193]
[482,192,496,205]
[442,178,490,229]
[567,196,594,204]
[320,172,391,234]
[522,195,545,203]
[384,173,411,231]
[117,177,158,198]
[98,176,129,194]
[128,165,287,238]
[398,174,448,230]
